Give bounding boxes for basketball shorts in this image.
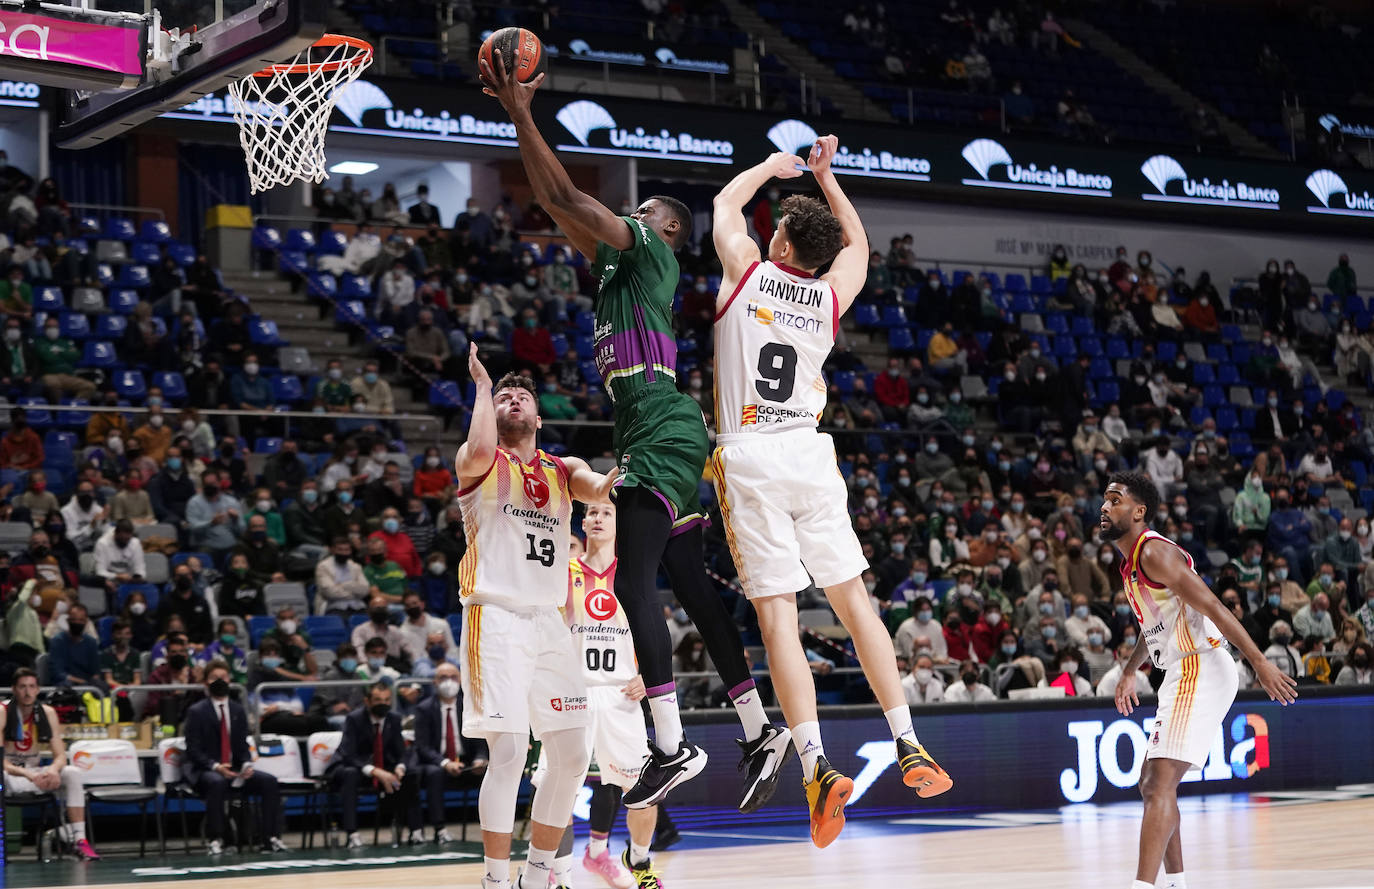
[612,384,710,524]
[460,603,591,740]
[532,684,648,792]
[1147,647,1239,768]
[710,429,869,600]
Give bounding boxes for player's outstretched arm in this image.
[712,152,803,310]
[1141,539,1299,705]
[808,135,869,312]
[479,49,632,259]
[455,344,497,487]
[562,455,618,504]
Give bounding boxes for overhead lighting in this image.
[329,161,378,175]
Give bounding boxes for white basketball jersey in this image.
[1121,530,1226,670]
[457,448,574,611]
[714,260,837,439]
[567,558,637,686]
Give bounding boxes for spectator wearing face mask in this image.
[368,506,422,576]
[1094,640,1153,698]
[1018,538,1054,594]
[1294,591,1336,644]
[1335,642,1373,686]
[901,654,945,705]
[942,659,995,703]
[314,537,369,615]
[1257,620,1303,685]
[1180,290,1219,336]
[1025,613,1064,668]
[889,557,935,609]
[893,597,946,664]
[13,469,59,524]
[1042,647,1092,696]
[413,447,455,510]
[93,517,146,598]
[1063,591,1111,647]
[397,590,456,663]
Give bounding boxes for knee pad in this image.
[477,732,527,835]
[529,728,590,828]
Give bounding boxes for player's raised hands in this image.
[468,342,492,391]
[1252,658,1299,706]
[807,134,840,175]
[478,48,545,118]
[764,151,806,180]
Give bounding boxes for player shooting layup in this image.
[1100,472,1297,889]
[710,137,952,848]
[454,345,617,889]
[481,49,790,812]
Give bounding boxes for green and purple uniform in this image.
[593,216,708,528]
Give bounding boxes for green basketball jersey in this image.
[592,216,681,404]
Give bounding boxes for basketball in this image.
[479,26,546,85]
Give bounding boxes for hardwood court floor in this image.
[12,792,1374,889]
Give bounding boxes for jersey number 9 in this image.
[755,342,797,403]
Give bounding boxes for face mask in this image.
[999,460,1012,472]
[951,393,963,404]
[1002,643,1018,656]
[1042,626,1057,640]
[997,557,1011,570]
[1268,594,1282,607]
[916,608,933,622]
[916,393,930,405]
[898,477,911,487]
[1039,602,1054,615]
[130,602,146,616]
[339,658,358,674]
[208,677,230,698]
[367,656,386,670]
[1033,550,1047,563]
[44,327,59,340]
[1274,635,1291,647]
[940,502,955,514]
[1073,605,1089,619]
[338,490,354,505]
[3,328,18,343]
[1005,370,1017,382]
[957,582,973,597]
[1340,530,1352,541]
[369,703,390,718]
[435,678,461,699]
[1320,574,1333,587]
[244,363,259,376]
[1011,501,1025,514]
[1060,661,1079,674]
[404,605,423,621]
[169,654,189,670]
[892,507,907,518]
[914,668,934,684]
[277,618,297,636]
[220,632,237,647]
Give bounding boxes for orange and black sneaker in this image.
[803,755,853,849]
[897,738,953,798]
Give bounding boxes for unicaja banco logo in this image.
[960,138,1111,197]
[333,80,393,127]
[1139,154,1280,209]
[1318,113,1341,133]
[1306,168,1374,216]
[767,119,931,181]
[553,99,732,164]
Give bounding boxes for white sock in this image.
[792,720,825,778]
[63,821,86,842]
[883,705,919,745]
[629,840,651,866]
[587,834,608,857]
[1164,872,1187,889]
[521,847,555,888]
[484,856,511,886]
[1131,880,1154,889]
[731,686,769,742]
[552,854,574,886]
[648,692,684,752]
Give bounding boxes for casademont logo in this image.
[1138,154,1280,210]
[1305,168,1374,217]
[960,138,1112,197]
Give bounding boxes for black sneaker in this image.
[623,741,708,809]
[735,723,794,813]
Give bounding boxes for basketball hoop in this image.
[227,33,373,194]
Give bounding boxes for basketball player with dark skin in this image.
[480,50,790,811]
[1100,477,1297,889]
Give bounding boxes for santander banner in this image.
[0,8,142,76]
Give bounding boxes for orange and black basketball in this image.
[479,27,546,85]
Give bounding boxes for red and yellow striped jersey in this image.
[1120,529,1225,670]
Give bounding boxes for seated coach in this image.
[413,661,489,843]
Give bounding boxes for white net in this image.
[227,36,373,194]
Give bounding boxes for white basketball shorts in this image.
[711,429,868,600]
[1147,647,1239,768]
[532,683,648,792]
[460,603,591,740]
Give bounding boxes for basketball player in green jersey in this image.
[481,52,792,811]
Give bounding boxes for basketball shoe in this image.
[621,848,665,889]
[623,741,707,809]
[896,738,953,798]
[735,723,794,813]
[583,846,633,889]
[803,755,853,849]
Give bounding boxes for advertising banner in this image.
[160,78,1374,227]
[525,29,731,75]
[676,689,1374,812]
[0,6,143,77]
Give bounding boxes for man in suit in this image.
[332,681,419,848]
[1255,389,1296,445]
[182,660,287,854]
[413,661,488,843]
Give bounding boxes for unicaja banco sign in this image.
[553,99,733,164]
[1305,168,1374,217]
[961,138,1112,197]
[767,119,931,181]
[1139,154,1280,210]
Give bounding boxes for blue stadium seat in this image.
[1202,384,1224,407]
[888,327,916,352]
[1155,341,1178,362]
[1010,294,1035,314]
[853,303,881,327]
[113,370,147,400]
[59,313,91,341]
[574,334,594,360]
[1079,336,1103,357]
[271,375,304,403]
[1044,313,1070,335]
[1230,432,1254,459]
[1105,337,1129,359]
[306,615,347,650]
[139,219,173,243]
[334,300,366,326]
[103,217,136,241]
[284,229,316,252]
[880,305,907,327]
[17,398,51,427]
[1004,273,1027,293]
[251,226,282,251]
[278,250,309,276]
[250,320,287,346]
[150,371,187,402]
[574,311,595,335]
[1205,343,1229,363]
[117,264,151,289]
[95,315,128,339]
[1215,406,1238,432]
[254,437,283,454]
[34,286,64,312]
[1029,275,1051,294]
[59,399,90,429]
[1216,364,1240,386]
[248,615,275,646]
[429,380,462,409]
[109,289,139,315]
[1189,406,1212,426]
[1071,316,1095,336]
[833,370,855,394]
[315,230,347,255]
[1192,364,1215,385]
[117,583,159,612]
[1053,336,1076,358]
[1088,357,1113,379]
[1096,380,1119,404]
[579,361,601,384]
[1220,324,1241,343]
[340,275,371,300]
[130,241,161,265]
[81,340,118,369]
[95,264,114,287]
[168,242,195,265]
